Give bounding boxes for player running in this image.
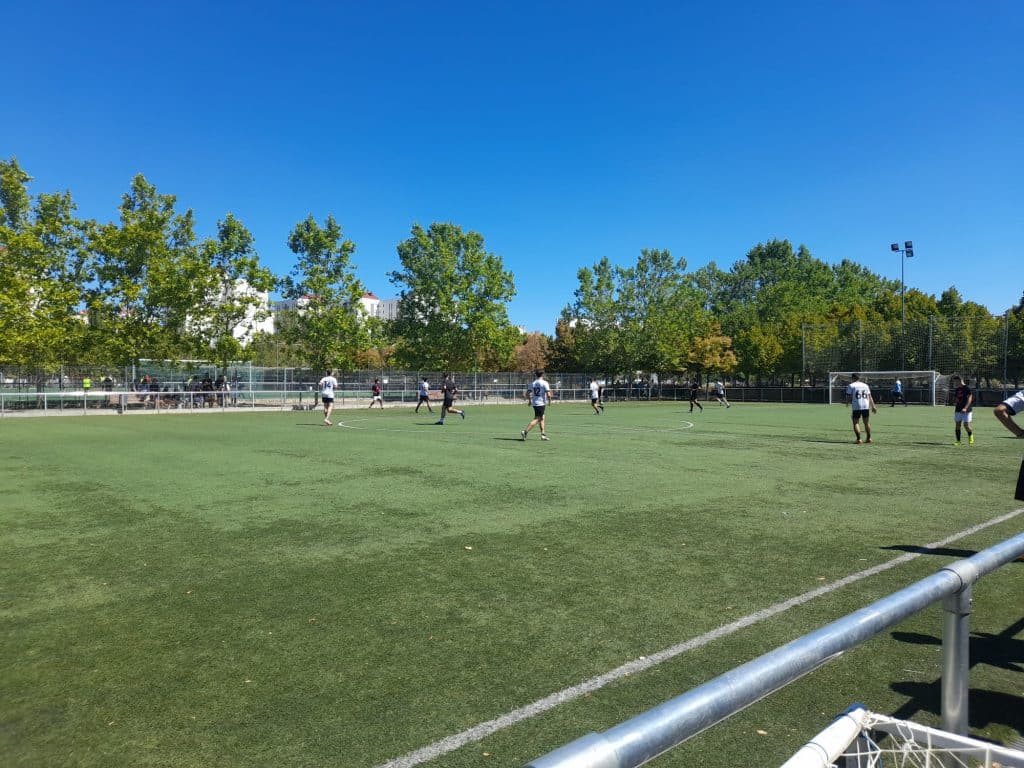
[688,379,704,413]
[415,377,433,414]
[369,378,384,409]
[589,378,604,414]
[713,380,730,408]
[435,374,465,424]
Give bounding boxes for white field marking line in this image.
[375,507,1024,768]
[579,420,694,432]
[335,419,695,434]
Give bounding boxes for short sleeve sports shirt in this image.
[953,385,973,412]
[529,378,551,407]
[1001,390,1024,416]
[846,381,872,411]
[319,376,338,399]
[441,380,458,403]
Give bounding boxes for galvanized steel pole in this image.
[527,531,1024,768]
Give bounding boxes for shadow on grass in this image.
[881,544,978,558]
[888,616,1024,733]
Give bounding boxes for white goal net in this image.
[782,706,1024,768]
[827,370,942,407]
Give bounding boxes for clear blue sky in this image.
[5,1,1021,334]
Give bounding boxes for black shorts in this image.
[418,395,430,403]
[533,405,546,418]
[443,399,455,409]
[591,397,599,404]
[322,396,334,404]
[851,409,869,421]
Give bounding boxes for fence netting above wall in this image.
[803,315,1018,385]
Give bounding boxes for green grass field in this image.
[3,401,1023,768]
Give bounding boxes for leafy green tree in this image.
[192,213,277,375]
[617,249,710,373]
[357,315,396,370]
[279,214,368,373]
[88,175,206,365]
[0,158,91,369]
[246,329,305,368]
[685,326,737,380]
[548,318,580,371]
[733,321,784,382]
[561,257,623,374]
[388,222,518,371]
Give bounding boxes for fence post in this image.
[1004,312,1010,396]
[941,583,972,736]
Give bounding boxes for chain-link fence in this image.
[802,315,1020,386]
[4,315,1021,417]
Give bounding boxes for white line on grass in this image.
[375,508,1024,768]
[335,419,696,434]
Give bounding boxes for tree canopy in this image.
[388,222,518,371]
[1,159,1018,382]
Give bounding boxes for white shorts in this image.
[954,411,973,424]
[1002,391,1024,416]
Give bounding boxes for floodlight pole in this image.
[890,241,914,369]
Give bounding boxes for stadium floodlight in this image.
[890,240,915,368]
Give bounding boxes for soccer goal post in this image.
[827,370,942,406]
[781,706,1024,768]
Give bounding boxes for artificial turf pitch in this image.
[2,402,1022,767]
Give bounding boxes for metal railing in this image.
[526,531,1024,768]
[0,387,600,416]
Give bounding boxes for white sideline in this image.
[375,508,1024,768]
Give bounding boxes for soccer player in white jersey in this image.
[415,377,433,414]
[318,370,339,426]
[995,389,1024,439]
[844,373,877,443]
[589,378,604,414]
[994,390,1024,521]
[521,370,552,441]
